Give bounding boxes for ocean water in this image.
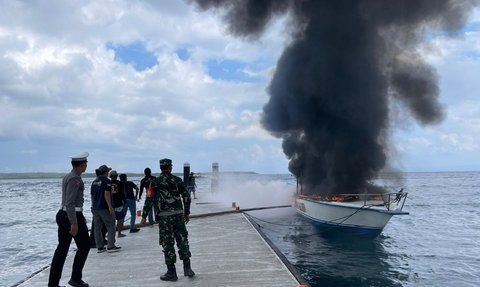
[1,172,479,286]
[247,172,480,287]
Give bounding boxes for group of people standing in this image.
[48,153,195,287]
[90,165,137,253]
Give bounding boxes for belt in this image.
[158,210,184,217]
[62,206,83,212]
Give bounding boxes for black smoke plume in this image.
[190,0,478,195]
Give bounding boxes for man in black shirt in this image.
[139,167,156,226]
[187,172,197,199]
[120,173,140,233]
[109,170,127,238]
[91,165,120,253]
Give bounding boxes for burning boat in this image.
[294,179,409,236]
[188,0,467,238]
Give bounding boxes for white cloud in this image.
[389,7,480,171]
[158,111,198,131]
[0,2,479,173]
[440,133,479,152]
[0,0,290,173]
[5,41,86,72]
[202,123,269,140]
[80,1,126,26]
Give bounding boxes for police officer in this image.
[141,158,195,281]
[48,152,90,287]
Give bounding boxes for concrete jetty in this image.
[18,193,305,287]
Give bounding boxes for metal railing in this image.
[298,190,408,211]
[331,190,408,211]
[295,176,408,211]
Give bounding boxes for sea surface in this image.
[1,172,479,287]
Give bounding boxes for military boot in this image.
[160,264,178,281]
[183,259,195,277]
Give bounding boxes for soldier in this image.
[141,158,195,281]
[48,152,90,287]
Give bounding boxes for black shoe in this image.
[107,245,121,253]
[68,279,89,287]
[183,259,195,277]
[160,264,178,281]
[130,228,140,233]
[97,247,106,253]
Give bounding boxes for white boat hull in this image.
[295,197,408,236]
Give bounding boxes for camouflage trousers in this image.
[158,214,191,265]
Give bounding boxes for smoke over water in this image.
[191,0,477,196]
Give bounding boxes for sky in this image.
[0,1,479,174]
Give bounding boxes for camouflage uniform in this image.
[142,163,192,265]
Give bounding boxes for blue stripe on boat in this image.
[296,209,384,237]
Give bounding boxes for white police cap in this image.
[69,152,89,162]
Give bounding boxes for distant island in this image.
[0,172,100,180]
[0,171,259,180]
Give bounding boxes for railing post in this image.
[387,193,390,210]
[400,193,407,210]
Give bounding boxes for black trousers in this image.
[48,210,90,286]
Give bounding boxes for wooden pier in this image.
[18,194,305,287]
